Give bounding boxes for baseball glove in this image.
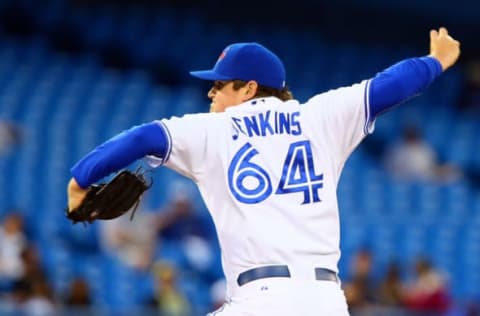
[66,170,151,224]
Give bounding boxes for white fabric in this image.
[207,278,349,316]
[154,80,370,314]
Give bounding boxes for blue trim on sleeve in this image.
[71,121,169,188]
[158,120,173,163]
[363,79,373,135]
[369,56,443,118]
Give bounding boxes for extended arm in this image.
[67,121,170,210]
[369,27,460,118]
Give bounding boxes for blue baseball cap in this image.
[190,42,286,89]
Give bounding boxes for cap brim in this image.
[189,70,232,81]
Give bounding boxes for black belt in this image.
[237,265,338,286]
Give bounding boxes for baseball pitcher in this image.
[67,28,460,315]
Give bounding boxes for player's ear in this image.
[244,81,258,100]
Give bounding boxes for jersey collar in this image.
[226,96,281,112]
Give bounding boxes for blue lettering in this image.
[278,113,290,134]
[259,111,274,136]
[244,116,260,137]
[274,111,279,134]
[233,111,302,139]
[232,117,246,135]
[291,111,302,135]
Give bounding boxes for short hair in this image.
[231,80,293,101]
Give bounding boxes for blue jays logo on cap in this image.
[190,42,286,90]
[217,48,228,61]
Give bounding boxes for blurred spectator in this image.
[0,120,22,156]
[0,212,28,288]
[465,301,480,316]
[402,257,451,314]
[157,182,212,241]
[343,249,377,308]
[9,278,31,307]
[18,245,45,283]
[376,262,403,306]
[157,182,215,274]
[209,278,226,311]
[151,260,191,316]
[21,279,56,316]
[7,245,57,316]
[383,125,461,182]
[458,60,480,113]
[99,201,158,271]
[64,277,92,307]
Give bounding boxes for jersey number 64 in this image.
[228,140,323,204]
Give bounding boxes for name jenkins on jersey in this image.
[231,110,301,139]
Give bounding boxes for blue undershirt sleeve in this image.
[71,121,170,189]
[369,56,443,118]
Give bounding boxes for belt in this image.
[237,265,338,286]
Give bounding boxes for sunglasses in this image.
[212,80,233,90]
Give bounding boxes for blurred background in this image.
[0,0,479,315]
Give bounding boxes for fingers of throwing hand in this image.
[439,27,448,36]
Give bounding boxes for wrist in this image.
[427,54,446,72]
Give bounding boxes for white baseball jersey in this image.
[150,80,373,313]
